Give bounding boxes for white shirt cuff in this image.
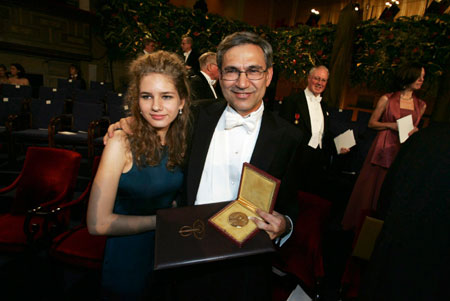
[275,215,293,247]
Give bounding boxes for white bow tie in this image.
[311,95,321,103]
[224,111,257,134]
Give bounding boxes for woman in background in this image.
[8,63,29,85]
[342,63,427,231]
[0,64,9,84]
[87,51,191,299]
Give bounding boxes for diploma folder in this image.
[154,201,275,271]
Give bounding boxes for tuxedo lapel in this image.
[250,110,279,172]
[320,101,329,136]
[199,73,216,99]
[186,102,226,204]
[298,92,312,135]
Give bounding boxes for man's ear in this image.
[265,66,274,87]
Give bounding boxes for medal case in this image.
[208,162,281,247]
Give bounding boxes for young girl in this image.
[87,51,191,299]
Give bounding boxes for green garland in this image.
[96,0,450,99]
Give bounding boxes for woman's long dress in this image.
[101,152,183,299]
[341,92,425,231]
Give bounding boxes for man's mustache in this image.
[230,88,257,93]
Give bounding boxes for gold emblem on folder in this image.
[179,219,205,240]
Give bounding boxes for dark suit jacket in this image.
[184,49,200,74]
[184,101,303,222]
[188,72,219,101]
[279,91,334,195]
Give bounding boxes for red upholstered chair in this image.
[0,146,81,253]
[272,190,332,299]
[48,156,107,269]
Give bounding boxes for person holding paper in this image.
[87,51,190,299]
[342,63,427,231]
[279,65,349,195]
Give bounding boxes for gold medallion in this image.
[228,212,249,228]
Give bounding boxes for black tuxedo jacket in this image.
[184,49,200,74]
[188,72,222,101]
[279,90,330,149]
[184,101,303,222]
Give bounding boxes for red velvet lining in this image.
[0,214,45,252]
[11,147,81,214]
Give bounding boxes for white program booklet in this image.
[396,114,414,143]
[333,129,356,153]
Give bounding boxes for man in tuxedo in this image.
[106,32,303,300]
[181,31,303,300]
[188,51,222,101]
[279,66,348,194]
[186,32,302,238]
[180,36,200,73]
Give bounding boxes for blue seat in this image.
[73,89,105,104]
[105,91,125,106]
[13,98,64,138]
[105,92,128,124]
[57,79,84,100]
[90,81,113,91]
[0,84,32,98]
[0,97,23,126]
[38,86,67,102]
[49,101,105,160]
[108,103,129,124]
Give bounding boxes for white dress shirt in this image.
[195,103,263,205]
[200,71,217,99]
[183,50,192,62]
[304,88,324,149]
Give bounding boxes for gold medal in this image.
[228,212,249,228]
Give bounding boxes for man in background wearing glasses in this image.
[279,66,348,195]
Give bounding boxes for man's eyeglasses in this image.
[221,67,268,81]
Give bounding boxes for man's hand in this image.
[103,117,134,145]
[251,209,287,240]
[339,147,350,155]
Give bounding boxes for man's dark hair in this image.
[216,32,273,70]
